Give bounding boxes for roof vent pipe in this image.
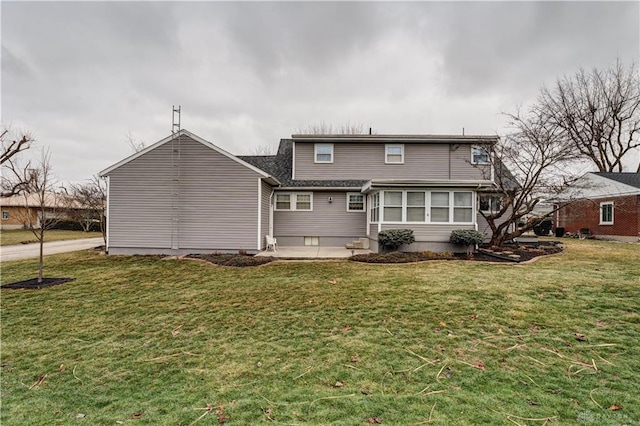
[369,127,372,135]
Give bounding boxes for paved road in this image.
[0,238,104,262]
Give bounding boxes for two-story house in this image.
[100,129,502,254]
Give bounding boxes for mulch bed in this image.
[474,242,564,263]
[187,253,275,267]
[1,277,76,290]
[351,242,563,264]
[350,251,454,264]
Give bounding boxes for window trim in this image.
[479,194,502,214]
[346,193,365,212]
[385,144,405,164]
[314,143,334,164]
[370,193,380,223]
[471,145,490,165]
[274,192,314,211]
[599,202,614,225]
[382,191,404,223]
[372,190,475,225]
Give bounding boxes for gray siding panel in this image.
[367,223,474,253]
[273,191,366,245]
[108,136,262,252]
[294,143,487,181]
[380,223,474,242]
[477,205,513,242]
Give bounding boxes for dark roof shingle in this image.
[594,172,640,189]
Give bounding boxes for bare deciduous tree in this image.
[69,175,107,244]
[18,149,60,283]
[251,145,278,155]
[537,60,640,172]
[295,121,373,135]
[1,128,35,197]
[126,131,146,153]
[480,108,585,246]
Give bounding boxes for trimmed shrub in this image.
[377,229,415,252]
[449,229,484,247]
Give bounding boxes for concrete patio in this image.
[255,246,372,259]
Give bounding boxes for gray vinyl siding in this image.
[261,182,272,249]
[367,222,474,253]
[477,205,514,241]
[294,143,487,181]
[273,191,366,245]
[108,135,263,252]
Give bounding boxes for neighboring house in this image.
[99,129,507,254]
[0,193,86,230]
[555,172,640,242]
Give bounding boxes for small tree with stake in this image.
[11,149,61,284]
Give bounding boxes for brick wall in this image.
[557,195,639,238]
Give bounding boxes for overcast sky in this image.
[2,1,639,184]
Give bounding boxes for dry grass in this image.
[0,229,102,246]
[1,238,638,425]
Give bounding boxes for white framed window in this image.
[275,194,290,210]
[2,211,8,220]
[370,193,380,223]
[370,190,475,224]
[453,192,473,223]
[385,144,404,164]
[383,191,403,222]
[275,192,313,211]
[406,191,426,222]
[472,146,490,165]
[314,143,334,163]
[600,202,613,225]
[430,192,450,223]
[304,236,319,246]
[296,193,312,210]
[347,193,365,212]
[479,194,502,213]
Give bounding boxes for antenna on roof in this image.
[462,127,465,136]
[369,127,372,135]
[170,106,181,253]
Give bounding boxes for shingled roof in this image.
[594,172,640,189]
[238,139,367,189]
[240,137,514,190]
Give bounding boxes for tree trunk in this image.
[38,227,44,283]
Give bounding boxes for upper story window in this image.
[275,192,313,211]
[600,202,613,225]
[347,193,365,212]
[314,144,334,163]
[385,144,404,164]
[472,146,490,165]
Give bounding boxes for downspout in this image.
[257,178,262,250]
[105,175,110,253]
[474,184,481,232]
[269,187,275,237]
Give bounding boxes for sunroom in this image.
[362,179,494,252]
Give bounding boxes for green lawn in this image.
[1,239,638,425]
[0,229,103,246]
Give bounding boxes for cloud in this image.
[1,1,639,183]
